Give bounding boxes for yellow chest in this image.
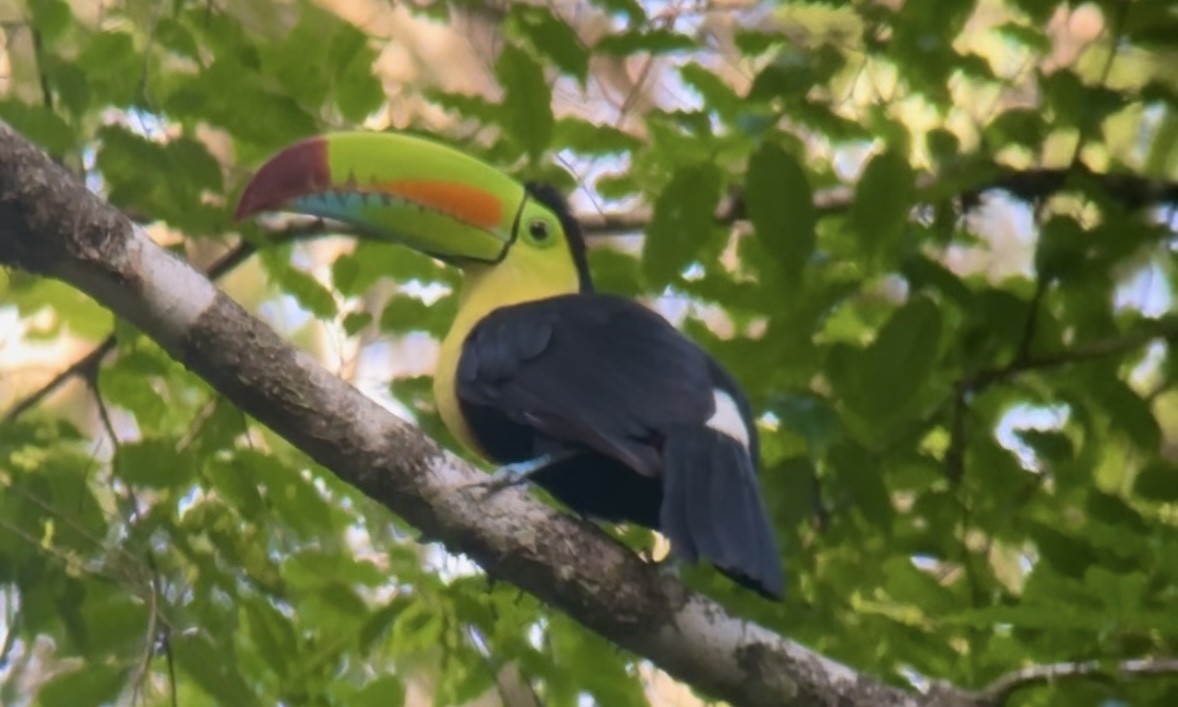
[432,250,580,459]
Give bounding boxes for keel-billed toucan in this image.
[236,132,784,599]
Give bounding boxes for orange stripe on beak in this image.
[379,180,504,230]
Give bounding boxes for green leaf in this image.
[99,363,170,430]
[0,102,75,156]
[28,0,72,44]
[359,600,405,653]
[748,62,815,102]
[6,277,113,340]
[850,151,916,257]
[343,311,373,336]
[380,294,448,336]
[553,117,641,154]
[734,30,784,56]
[949,603,1104,631]
[331,243,450,296]
[71,583,151,658]
[828,297,942,425]
[586,0,645,22]
[771,394,841,456]
[391,600,445,653]
[985,108,1046,150]
[1135,461,1178,502]
[77,31,140,106]
[1010,0,1060,23]
[495,46,553,160]
[586,248,642,296]
[1042,70,1124,133]
[349,675,406,707]
[506,5,589,81]
[205,456,265,517]
[1013,429,1074,467]
[155,17,201,60]
[36,664,124,707]
[167,135,224,192]
[595,171,639,199]
[426,89,501,125]
[679,63,741,119]
[265,259,338,319]
[164,56,318,150]
[550,617,648,707]
[243,601,298,678]
[115,438,195,489]
[994,21,1051,53]
[745,141,815,279]
[237,449,335,537]
[283,548,386,588]
[174,631,263,707]
[1086,376,1160,453]
[642,164,722,286]
[328,24,384,122]
[48,61,90,117]
[829,443,892,528]
[596,29,694,55]
[1029,523,1097,578]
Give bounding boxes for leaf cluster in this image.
[2,0,1178,704]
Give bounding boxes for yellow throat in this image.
[433,243,582,457]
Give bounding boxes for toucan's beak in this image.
[235,132,526,264]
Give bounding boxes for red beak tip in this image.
[234,137,331,222]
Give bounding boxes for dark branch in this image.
[2,218,332,422]
[29,27,54,112]
[3,335,114,422]
[579,165,1178,235]
[979,658,1178,706]
[964,317,1178,392]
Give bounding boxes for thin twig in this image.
[3,336,115,422]
[131,551,168,707]
[466,625,544,707]
[1012,279,1048,366]
[578,166,1178,235]
[0,594,18,668]
[964,318,1178,393]
[2,217,331,422]
[979,657,1178,706]
[29,28,54,111]
[89,374,120,451]
[1065,0,1130,170]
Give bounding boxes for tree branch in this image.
[978,657,1178,706]
[964,316,1178,392]
[29,27,55,113]
[1,217,332,422]
[0,122,964,707]
[578,165,1178,235]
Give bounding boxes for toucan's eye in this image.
[529,220,550,241]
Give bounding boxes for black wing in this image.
[455,293,721,477]
[457,293,784,598]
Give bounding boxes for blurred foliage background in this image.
[1,0,1177,705]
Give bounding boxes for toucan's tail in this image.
[660,426,784,600]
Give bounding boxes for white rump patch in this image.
[706,389,750,448]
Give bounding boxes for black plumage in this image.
[456,291,784,599]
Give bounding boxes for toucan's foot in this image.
[651,556,687,589]
[458,453,569,497]
[653,554,682,574]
